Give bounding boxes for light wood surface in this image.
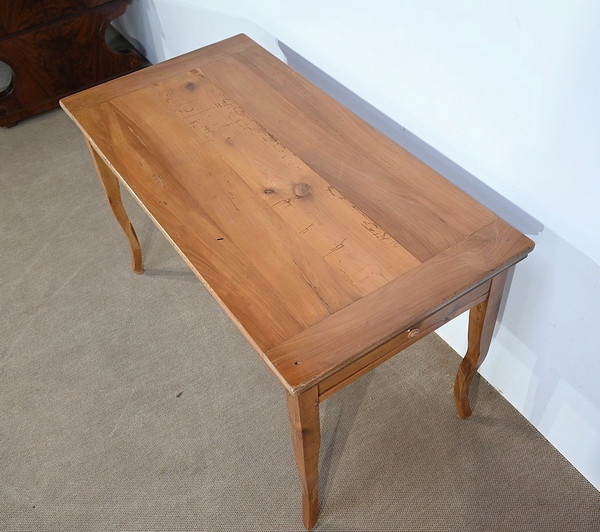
[287,387,320,530]
[267,219,531,393]
[317,280,491,402]
[86,140,143,274]
[61,34,534,530]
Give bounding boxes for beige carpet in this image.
[1,109,599,531]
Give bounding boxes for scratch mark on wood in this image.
[261,130,286,152]
[226,181,240,211]
[351,203,369,218]
[299,223,314,234]
[173,102,195,113]
[292,258,334,314]
[361,221,390,240]
[215,97,233,108]
[324,238,347,257]
[228,195,240,211]
[273,198,293,208]
[127,125,146,147]
[327,185,345,200]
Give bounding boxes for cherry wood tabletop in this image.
[61,34,534,529]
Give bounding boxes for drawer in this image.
[317,279,491,401]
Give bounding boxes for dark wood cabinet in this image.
[0,0,144,127]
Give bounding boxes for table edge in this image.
[267,219,534,395]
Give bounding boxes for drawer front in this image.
[317,279,491,401]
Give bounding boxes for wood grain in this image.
[63,68,428,352]
[454,269,508,418]
[61,34,535,531]
[86,139,143,273]
[317,279,491,401]
[152,68,420,295]
[287,387,320,530]
[79,103,314,351]
[60,34,254,112]
[267,218,533,394]
[62,33,534,393]
[200,44,497,262]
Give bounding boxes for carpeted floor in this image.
[1,109,599,531]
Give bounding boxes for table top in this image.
[61,34,534,395]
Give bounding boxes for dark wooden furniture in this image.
[0,0,144,127]
[61,35,534,530]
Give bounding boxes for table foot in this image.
[86,140,144,274]
[454,269,508,418]
[287,387,320,530]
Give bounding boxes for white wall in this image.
[114,0,600,489]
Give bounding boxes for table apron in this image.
[317,279,492,401]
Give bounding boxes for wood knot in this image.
[293,183,311,198]
[264,188,275,194]
[185,81,195,90]
[407,328,420,339]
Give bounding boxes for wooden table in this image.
[61,34,534,530]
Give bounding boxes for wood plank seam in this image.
[267,219,533,395]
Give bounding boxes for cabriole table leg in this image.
[286,386,320,530]
[454,269,509,418]
[85,140,144,274]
